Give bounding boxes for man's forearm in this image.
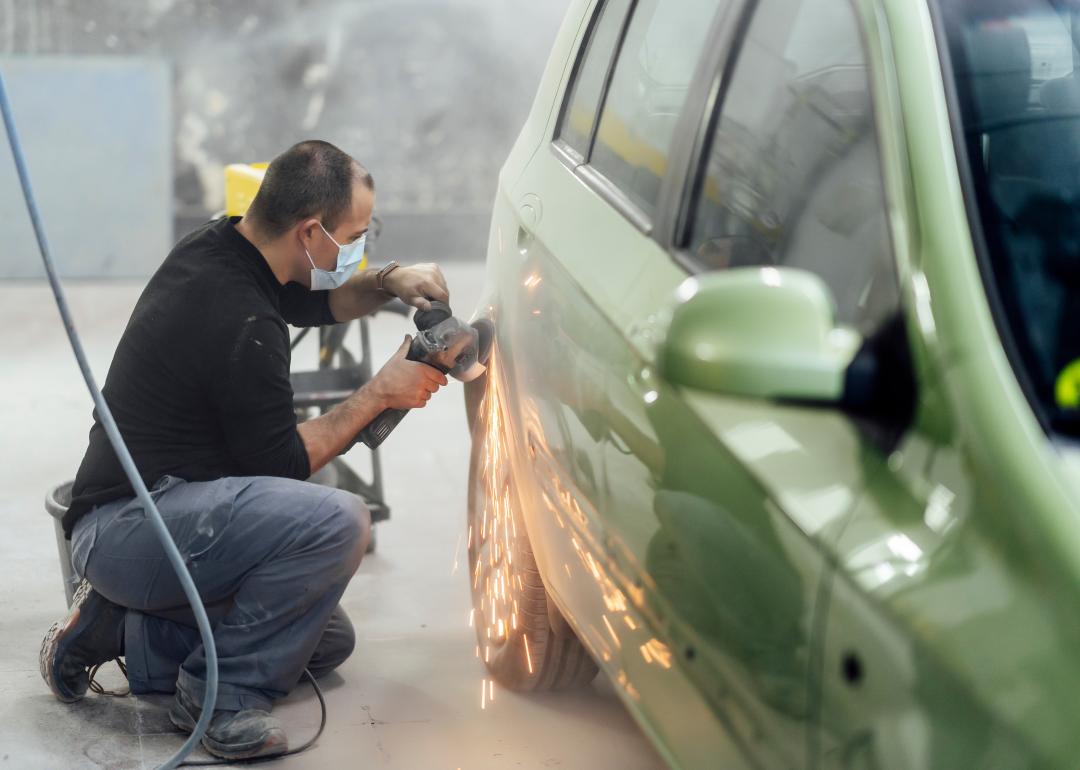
[328,268,393,322]
[297,382,387,473]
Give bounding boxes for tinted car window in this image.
[686,0,899,337]
[935,0,1080,435]
[590,0,725,219]
[556,0,634,159]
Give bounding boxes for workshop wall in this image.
[0,0,572,273]
[0,56,173,278]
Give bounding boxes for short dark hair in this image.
[246,140,375,239]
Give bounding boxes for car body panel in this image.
[490,244,754,769]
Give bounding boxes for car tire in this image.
[467,379,598,692]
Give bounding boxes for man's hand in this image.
[329,262,450,322]
[369,335,449,409]
[384,263,450,311]
[298,336,447,474]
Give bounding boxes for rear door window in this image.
[556,0,634,160]
[589,0,726,220]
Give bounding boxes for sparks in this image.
[467,347,539,693]
[523,633,534,674]
[602,615,622,649]
[451,533,462,576]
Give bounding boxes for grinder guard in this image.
[355,303,494,449]
[416,316,487,383]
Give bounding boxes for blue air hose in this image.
[0,70,218,769]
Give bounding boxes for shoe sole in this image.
[170,698,289,760]
[39,579,93,703]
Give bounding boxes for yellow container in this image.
[224,162,268,217]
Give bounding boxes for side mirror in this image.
[659,267,861,403]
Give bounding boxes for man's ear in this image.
[296,218,321,251]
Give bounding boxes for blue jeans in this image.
[71,475,370,712]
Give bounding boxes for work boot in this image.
[39,578,126,703]
[169,685,288,760]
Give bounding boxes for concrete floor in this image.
[0,262,666,769]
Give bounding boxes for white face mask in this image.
[306,222,366,291]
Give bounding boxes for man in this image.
[39,140,450,760]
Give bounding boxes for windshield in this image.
[936,0,1080,436]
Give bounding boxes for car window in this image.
[589,0,726,220]
[685,0,900,338]
[933,0,1080,436]
[556,0,634,159]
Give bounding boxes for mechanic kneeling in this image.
[39,140,450,760]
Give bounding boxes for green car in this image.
[463,0,1080,766]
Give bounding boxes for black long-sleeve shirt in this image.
[64,216,336,537]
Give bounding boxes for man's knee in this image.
[324,490,371,571]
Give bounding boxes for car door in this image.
[589,0,919,766]
[495,0,759,766]
[495,0,665,633]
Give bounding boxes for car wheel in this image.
[467,372,598,691]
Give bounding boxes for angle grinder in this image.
[357,301,493,449]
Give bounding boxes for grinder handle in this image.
[357,406,410,449]
[353,303,457,450]
[354,333,433,450]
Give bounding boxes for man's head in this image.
[244,140,375,286]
